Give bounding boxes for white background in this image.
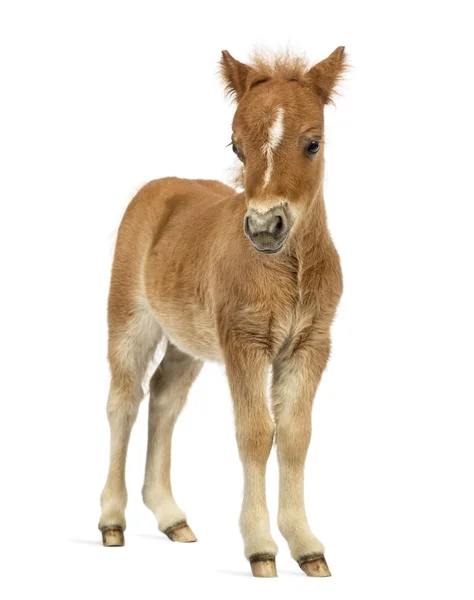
[1,1,473,598]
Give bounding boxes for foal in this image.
[99,47,347,578]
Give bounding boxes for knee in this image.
[276,414,312,465]
[107,378,143,423]
[237,414,275,461]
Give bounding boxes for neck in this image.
[306,189,328,233]
[290,188,329,256]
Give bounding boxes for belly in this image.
[147,291,223,362]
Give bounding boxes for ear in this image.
[307,46,347,105]
[220,50,256,101]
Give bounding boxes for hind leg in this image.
[142,342,202,542]
[99,301,161,546]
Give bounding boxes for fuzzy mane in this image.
[220,47,348,106]
[248,49,310,83]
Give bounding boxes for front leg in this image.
[272,330,332,576]
[225,348,278,577]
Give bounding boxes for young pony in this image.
[99,46,347,578]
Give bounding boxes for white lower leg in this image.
[240,461,278,560]
[277,465,324,560]
[226,353,278,571]
[142,423,187,531]
[142,346,202,533]
[274,403,328,568]
[99,393,140,531]
[272,348,329,566]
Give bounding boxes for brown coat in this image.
[100,46,347,578]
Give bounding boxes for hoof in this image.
[249,554,277,578]
[101,526,124,547]
[164,522,197,543]
[298,554,331,577]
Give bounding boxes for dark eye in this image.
[232,141,244,162]
[305,140,321,157]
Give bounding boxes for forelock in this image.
[248,49,310,84]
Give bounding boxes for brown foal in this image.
[99,46,347,578]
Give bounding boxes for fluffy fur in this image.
[220,46,347,104]
[99,47,347,578]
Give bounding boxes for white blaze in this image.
[262,107,284,187]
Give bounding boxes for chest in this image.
[219,249,342,360]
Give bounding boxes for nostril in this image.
[244,215,252,237]
[274,215,284,234]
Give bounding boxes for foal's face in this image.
[221,47,346,254]
[232,82,325,253]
